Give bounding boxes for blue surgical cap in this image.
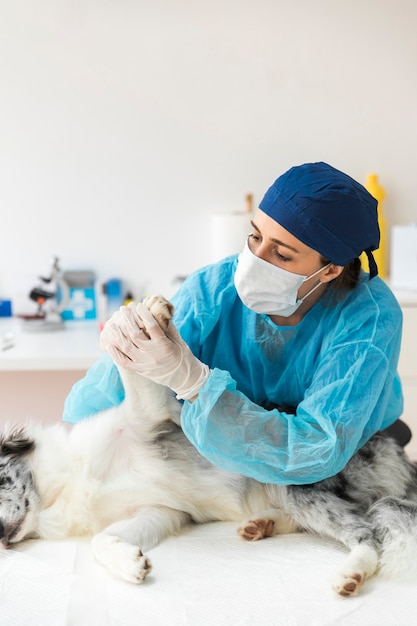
[259,162,380,278]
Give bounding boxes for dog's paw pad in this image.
[130,551,152,584]
[118,547,153,584]
[99,539,153,584]
[142,295,174,330]
[333,572,364,597]
[238,518,275,541]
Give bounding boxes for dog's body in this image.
[1,296,417,597]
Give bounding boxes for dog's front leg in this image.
[91,507,191,583]
[91,532,152,584]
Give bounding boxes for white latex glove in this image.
[100,302,210,400]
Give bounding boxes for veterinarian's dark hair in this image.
[319,256,362,292]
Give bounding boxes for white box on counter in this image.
[390,224,417,291]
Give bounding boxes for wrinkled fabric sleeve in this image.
[180,336,403,485]
[62,354,125,423]
[62,277,206,424]
[62,275,209,424]
[176,268,404,485]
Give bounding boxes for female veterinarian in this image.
[63,162,407,485]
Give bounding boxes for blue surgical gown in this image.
[63,255,404,485]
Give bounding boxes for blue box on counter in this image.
[61,287,96,320]
[59,271,97,321]
[0,299,12,317]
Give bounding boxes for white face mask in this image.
[234,239,331,317]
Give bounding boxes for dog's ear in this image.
[0,426,35,458]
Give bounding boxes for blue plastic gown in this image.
[63,256,404,485]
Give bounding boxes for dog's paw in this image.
[142,295,174,330]
[92,535,152,584]
[114,542,152,584]
[332,572,364,597]
[331,543,378,597]
[238,518,275,541]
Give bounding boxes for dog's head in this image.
[0,426,40,548]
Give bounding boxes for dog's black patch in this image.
[0,428,35,458]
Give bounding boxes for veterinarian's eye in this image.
[273,248,292,263]
[248,233,261,248]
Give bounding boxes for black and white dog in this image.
[1,296,417,597]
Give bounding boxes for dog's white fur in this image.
[1,296,417,596]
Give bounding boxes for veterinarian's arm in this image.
[63,354,125,423]
[179,339,403,486]
[100,303,210,401]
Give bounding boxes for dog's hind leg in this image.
[331,539,379,597]
[240,493,379,596]
[286,492,379,596]
[91,507,191,583]
[238,508,299,540]
[369,496,417,580]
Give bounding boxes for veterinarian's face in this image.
[246,209,340,301]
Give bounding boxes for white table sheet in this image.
[1,522,416,626]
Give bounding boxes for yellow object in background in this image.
[360,173,387,279]
[124,291,134,306]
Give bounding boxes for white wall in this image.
[1,0,417,309]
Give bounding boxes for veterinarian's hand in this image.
[100,303,210,400]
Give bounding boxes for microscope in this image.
[21,257,70,331]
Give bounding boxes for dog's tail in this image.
[369,496,417,580]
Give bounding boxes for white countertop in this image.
[0,318,102,371]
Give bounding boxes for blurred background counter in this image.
[0,319,101,427]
